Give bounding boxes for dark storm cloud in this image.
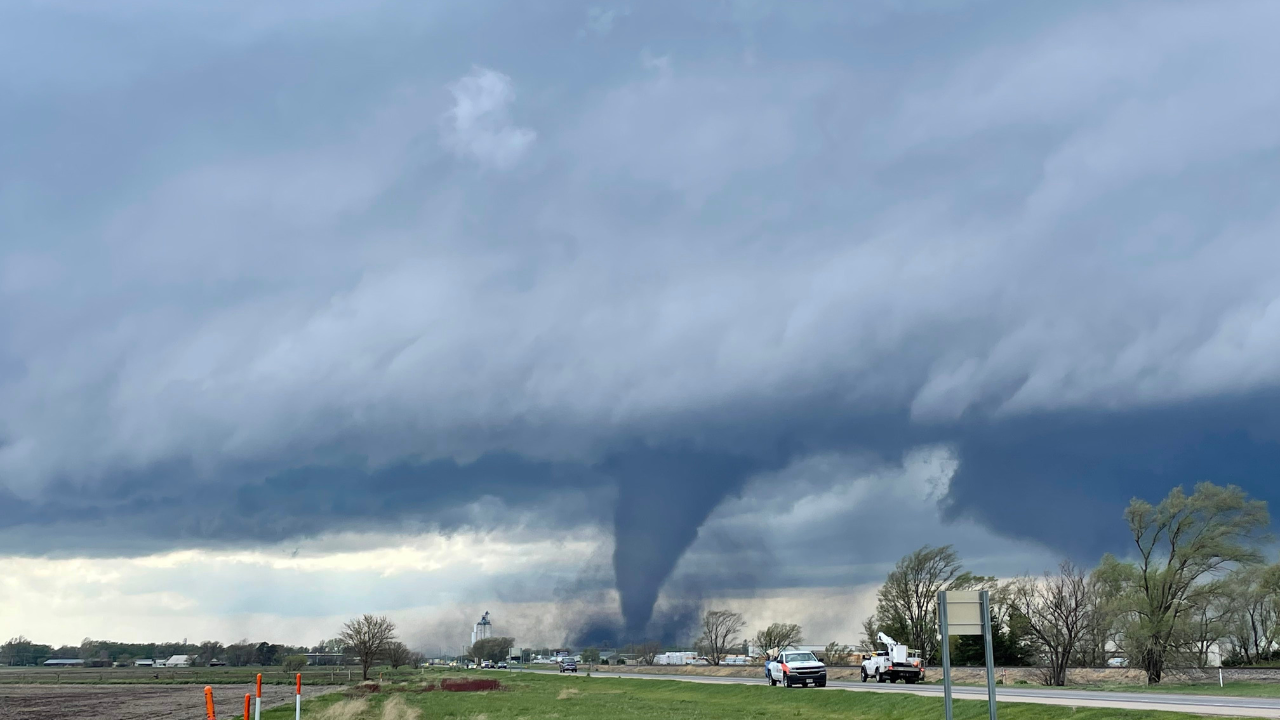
[4,0,1280,636]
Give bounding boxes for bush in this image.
[283,655,307,672]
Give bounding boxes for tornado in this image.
[606,448,757,638]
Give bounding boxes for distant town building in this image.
[303,653,346,666]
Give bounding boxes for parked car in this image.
[560,660,578,673]
[497,662,508,669]
[765,650,826,688]
[481,660,494,669]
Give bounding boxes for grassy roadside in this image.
[257,670,1270,720]
[1071,682,1280,698]
[917,676,1280,699]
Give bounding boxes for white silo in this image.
[471,611,493,645]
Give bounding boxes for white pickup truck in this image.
[765,650,827,688]
[861,633,924,684]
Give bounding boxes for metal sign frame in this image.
[938,589,997,720]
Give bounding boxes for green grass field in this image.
[253,670,1264,720]
[1074,682,1280,699]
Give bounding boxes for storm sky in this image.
[3,0,1280,648]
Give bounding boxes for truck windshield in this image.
[783,653,817,663]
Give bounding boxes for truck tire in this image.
[767,669,777,686]
[876,671,886,683]
[783,672,791,688]
[861,668,869,682]
[816,680,827,688]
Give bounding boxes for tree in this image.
[1222,562,1280,665]
[867,545,986,664]
[823,642,853,666]
[283,655,307,672]
[619,641,659,664]
[340,614,398,680]
[1008,561,1092,686]
[1073,565,1125,667]
[198,641,225,667]
[224,641,257,667]
[469,637,515,664]
[754,623,803,660]
[1113,483,1269,684]
[581,648,601,664]
[384,642,412,669]
[698,609,746,665]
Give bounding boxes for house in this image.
[160,655,191,667]
[134,659,156,667]
[43,658,85,667]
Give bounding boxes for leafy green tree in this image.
[469,637,515,664]
[580,648,601,663]
[1109,482,1269,684]
[283,655,307,672]
[822,642,853,666]
[865,545,988,664]
[1222,562,1280,665]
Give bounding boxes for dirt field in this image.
[0,683,342,720]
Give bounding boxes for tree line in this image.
[860,482,1276,685]
[0,636,315,668]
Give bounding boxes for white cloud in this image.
[0,529,603,647]
[439,67,536,171]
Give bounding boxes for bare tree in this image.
[698,610,746,665]
[385,641,412,670]
[754,623,803,660]
[624,640,661,665]
[339,614,397,680]
[871,545,986,664]
[1009,561,1092,686]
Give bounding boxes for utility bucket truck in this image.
[861,633,924,684]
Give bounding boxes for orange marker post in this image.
[204,686,216,720]
[244,694,251,720]
[294,673,302,720]
[254,673,262,720]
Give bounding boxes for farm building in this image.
[134,659,155,667]
[159,655,191,667]
[43,658,84,667]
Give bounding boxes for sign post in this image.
[981,591,998,720]
[938,590,953,720]
[938,590,996,720]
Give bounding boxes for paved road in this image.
[570,669,1280,718]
